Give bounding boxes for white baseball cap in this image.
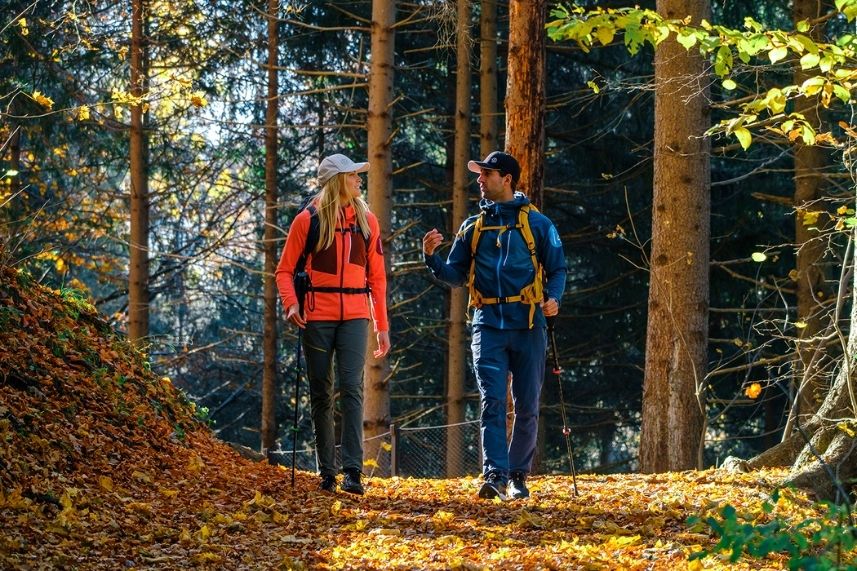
[317,154,369,187]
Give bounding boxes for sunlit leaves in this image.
[31,91,54,110]
[17,17,28,36]
[547,3,857,149]
[744,382,762,399]
[768,45,788,64]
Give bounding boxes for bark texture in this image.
[480,0,498,155]
[364,0,396,471]
[786,0,830,435]
[261,0,279,453]
[445,0,471,477]
[505,0,545,207]
[639,0,711,473]
[128,0,149,347]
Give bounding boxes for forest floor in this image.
[0,264,853,570]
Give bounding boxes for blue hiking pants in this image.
[472,325,548,480]
[302,319,369,477]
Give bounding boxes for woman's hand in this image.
[374,331,391,358]
[286,303,306,328]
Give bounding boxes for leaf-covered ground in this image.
[0,265,851,570]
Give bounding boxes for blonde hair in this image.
[313,173,370,252]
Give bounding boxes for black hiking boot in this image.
[341,469,364,495]
[319,474,337,492]
[478,471,507,500]
[508,471,529,499]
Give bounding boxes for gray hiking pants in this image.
[302,319,368,477]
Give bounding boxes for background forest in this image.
[3,0,855,484]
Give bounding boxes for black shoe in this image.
[319,474,337,492]
[478,472,507,500]
[508,471,529,499]
[341,469,364,495]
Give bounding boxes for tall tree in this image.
[784,0,830,437]
[505,0,546,207]
[639,0,711,472]
[445,0,471,477]
[128,0,149,347]
[364,0,396,471]
[260,0,280,453]
[480,0,498,154]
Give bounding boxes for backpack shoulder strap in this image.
[296,204,319,273]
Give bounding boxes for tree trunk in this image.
[128,0,149,347]
[639,0,711,473]
[445,0,471,478]
[505,0,545,207]
[260,0,279,453]
[784,0,830,438]
[479,0,498,154]
[364,0,395,474]
[1,126,21,261]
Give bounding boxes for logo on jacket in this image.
[549,225,562,247]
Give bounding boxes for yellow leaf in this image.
[98,476,113,491]
[744,383,762,399]
[768,46,788,64]
[192,552,221,564]
[836,422,856,437]
[77,106,90,121]
[795,321,808,329]
[733,127,752,150]
[126,502,152,516]
[132,470,152,483]
[55,258,66,272]
[190,92,208,108]
[187,454,205,473]
[32,90,54,110]
[751,252,767,262]
[198,524,211,541]
[381,441,392,452]
[331,500,342,515]
[363,458,379,469]
[17,18,28,36]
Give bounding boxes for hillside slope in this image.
[0,265,851,570]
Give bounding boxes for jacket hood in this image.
[479,191,530,215]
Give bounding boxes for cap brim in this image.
[467,160,490,174]
[349,161,369,174]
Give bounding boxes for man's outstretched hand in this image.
[422,229,444,256]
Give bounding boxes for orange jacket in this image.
[275,203,389,332]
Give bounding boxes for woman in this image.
[275,153,390,495]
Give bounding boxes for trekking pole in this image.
[547,316,579,496]
[291,327,303,488]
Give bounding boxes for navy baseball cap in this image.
[467,151,521,186]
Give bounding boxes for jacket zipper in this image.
[339,221,349,321]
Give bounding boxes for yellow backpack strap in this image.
[467,215,484,307]
[518,204,545,328]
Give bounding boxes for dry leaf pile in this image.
[0,265,850,570]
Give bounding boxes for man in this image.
[423,151,567,500]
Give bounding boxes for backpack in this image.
[465,203,545,328]
[293,199,370,312]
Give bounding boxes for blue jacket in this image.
[425,193,567,330]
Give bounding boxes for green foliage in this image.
[688,490,857,569]
[194,405,214,427]
[546,3,857,149]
